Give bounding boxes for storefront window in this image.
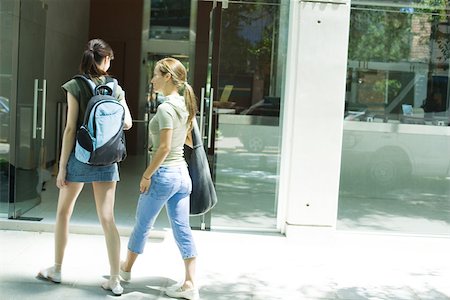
[338,1,450,235]
[211,0,288,229]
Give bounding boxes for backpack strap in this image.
[109,78,118,99]
[73,74,96,96]
[73,74,118,98]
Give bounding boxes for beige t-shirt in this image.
[149,95,188,166]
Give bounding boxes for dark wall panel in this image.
[89,0,143,154]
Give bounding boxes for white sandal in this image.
[119,261,131,282]
[102,277,123,296]
[37,266,61,283]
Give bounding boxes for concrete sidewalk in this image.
[0,228,449,300]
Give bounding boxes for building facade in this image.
[0,0,449,237]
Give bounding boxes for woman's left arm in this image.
[139,128,172,193]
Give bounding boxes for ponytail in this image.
[79,39,114,77]
[183,82,197,131]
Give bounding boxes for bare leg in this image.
[182,257,196,289]
[37,182,83,282]
[92,181,123,295]
[54,182,84,268]
[122,249,139,272]
[165,257,199,299]
[92,181,120,277]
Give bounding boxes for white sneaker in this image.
[37,266,61,283]
[119,261,131,282]
[165,285,199,300]
[102,279,123,296]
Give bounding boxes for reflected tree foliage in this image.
[349,1,450,65]
[348,9,412,62]
[220,3,278,96]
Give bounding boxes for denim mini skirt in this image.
[66,152,120,182]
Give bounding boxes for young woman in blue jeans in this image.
[120,57,199,300]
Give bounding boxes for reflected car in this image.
[238,97,280,152]
[240,96,280,117]
[341,120,450,188]
[239,96,450,186]
[0,96,9,142]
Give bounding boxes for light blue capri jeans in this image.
[128,165,197,259]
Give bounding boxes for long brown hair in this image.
[155,57,197,128]
[79,39,114,77]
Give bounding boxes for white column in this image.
[277,0,351,236]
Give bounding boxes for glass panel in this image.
[149,0,191,40]
[0,0,47,218]
[0,0,15,215]
[338,1,450,235]
[211,1,289,229]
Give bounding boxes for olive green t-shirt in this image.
[61,76,125,129]
[149,95,189,166]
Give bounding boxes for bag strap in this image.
[102,77,118,98]
[163,101,200,148]
[73,74,118,98]
[73,74,96,95]
[110,78,118,98]
[190,118,203,149]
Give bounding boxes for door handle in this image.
[41,79,47,140]
[207,88,214,149]
[199,87,205,140]
[33,79,39,139]
[33,79,46,139]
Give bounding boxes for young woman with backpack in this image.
[120,57,200,300]
[37,39,132,296]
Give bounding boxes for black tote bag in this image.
[184,119,218,216]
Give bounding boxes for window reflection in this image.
[0,96,9,142]
[345,5,450,125]
[216,3,281,114]
[0,1,13,214]
[339,2,450,236]
[211,1,286,229]
[149,0,191,40]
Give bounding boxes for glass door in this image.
[0,0,15,217]
[0,0,47,219]
[193,0,289,231]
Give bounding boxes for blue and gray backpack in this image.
[74,75,127,166]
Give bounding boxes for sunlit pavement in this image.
[0,228,449,299]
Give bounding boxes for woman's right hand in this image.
[140,176,151,194]
[56,168,67,189]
